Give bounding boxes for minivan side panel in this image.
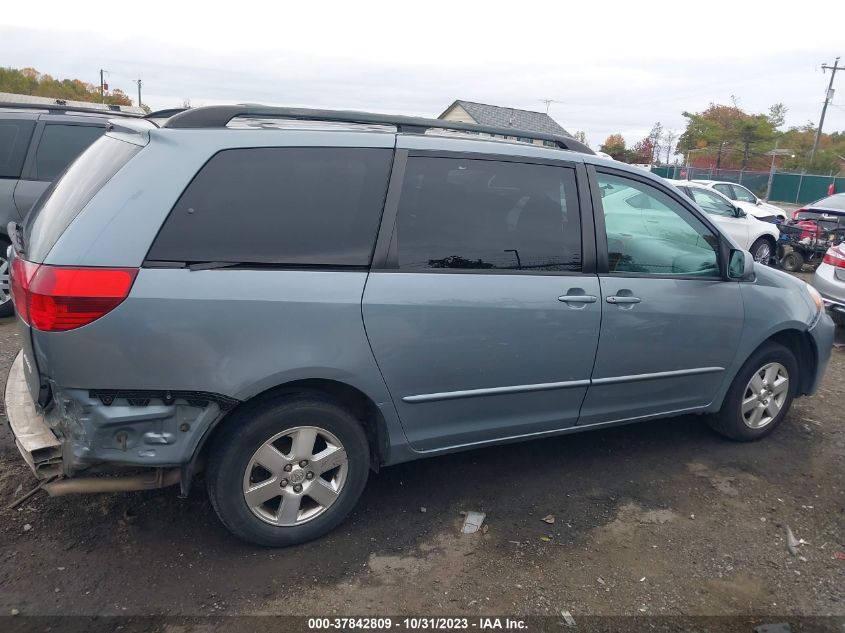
[363,272,602,451]
[34,269,393,399]
[578,277,744,425]
[362,149,600,452]
[30,269,408,466]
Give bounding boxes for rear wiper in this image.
[187,261,245,271]
[6,221,25,256]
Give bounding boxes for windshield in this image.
[22,135,141,262]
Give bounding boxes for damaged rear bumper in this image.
[5,352,62,478]
[4,350,233,493]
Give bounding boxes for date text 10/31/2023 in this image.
[306,617,529,630]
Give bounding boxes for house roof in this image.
[440,100,571,137]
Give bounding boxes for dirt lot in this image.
[0,296,843,627]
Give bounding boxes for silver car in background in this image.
[814,243,845,327]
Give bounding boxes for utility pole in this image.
[809,56,843,164]
[99,69,105,103]
[134,78,142,108]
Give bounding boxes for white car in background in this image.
[666,180,780,263]
[692,180,787,221]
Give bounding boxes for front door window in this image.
[597,173,719,277]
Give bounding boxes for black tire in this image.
[749,237,774,265]
[206,394,370,547]
[780,251,804,272]
[0,238,13,318]
[830,310,845,328]
[708,342,798,442]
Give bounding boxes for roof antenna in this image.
[539,99,562,114]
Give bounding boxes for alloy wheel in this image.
[242,425,348,526]
[753,242,771,264]
[741,362,788,429]
[0,254,10,307]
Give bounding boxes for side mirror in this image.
[735,206,747,218]
[728,248,754,281]
[756,199,762,206]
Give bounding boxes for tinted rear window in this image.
[0,119,36,178]
[23,136,141,262]
[146,147,393,266]
[35,124,105,181]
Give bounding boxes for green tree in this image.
[779,123,845,174]
[678,102,781,170]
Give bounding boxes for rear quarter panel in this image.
[30,269,408,458]
[33,269,392,398]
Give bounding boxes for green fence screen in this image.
[650,166,843,204]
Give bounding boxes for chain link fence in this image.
[651,165,843,204]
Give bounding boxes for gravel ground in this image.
[0,290,842,628]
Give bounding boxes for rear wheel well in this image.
[198,380,388,473]
[764,329,815,395]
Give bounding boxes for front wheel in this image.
[206,395,370,546]
[749,237,774,265]
[708,342,798,441]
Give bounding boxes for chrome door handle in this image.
[606,295,641,304]
[558,295,597,303]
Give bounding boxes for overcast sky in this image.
[2,1,843,150]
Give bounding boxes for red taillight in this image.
[10,259,137,332]
[823,246,845,269]
[10,258,38,325]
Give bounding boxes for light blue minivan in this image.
[4,106,835,545]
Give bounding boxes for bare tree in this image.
[647,122,664,164]
[663,130,678,164]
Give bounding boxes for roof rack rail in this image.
[161,105,594,154]
[144,107,189,120]
[0,92,144,117]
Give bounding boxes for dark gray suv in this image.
[0,96,144,316]
[4,106,835,546]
